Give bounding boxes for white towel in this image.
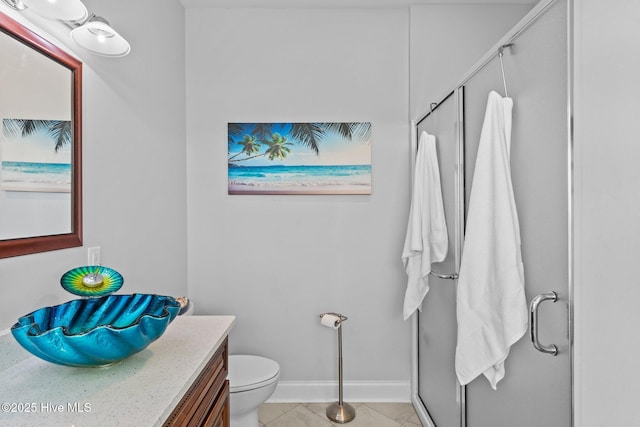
[401,131,448,320]
[454,91,527,389]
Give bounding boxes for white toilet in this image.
[228,354,280,427]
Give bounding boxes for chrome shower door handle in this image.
[529,291,559,356]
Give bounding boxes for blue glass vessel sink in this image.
[11,294,181,367]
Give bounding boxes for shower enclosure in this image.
[410,0,572,425]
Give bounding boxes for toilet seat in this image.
[229,355,280,393]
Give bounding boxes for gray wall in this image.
[573,0,640,425]
[0,0,188,330]
[185,7,412,392]
[184,2,534,400]
[410,3,534,119]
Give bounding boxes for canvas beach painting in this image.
[1,118,72,193]
[228,122,372,195]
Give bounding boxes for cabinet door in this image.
[164,339,229,427]
[203,381,230,427]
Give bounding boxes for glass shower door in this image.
[462,0,571,425]
[416,89,464,427]
[415,2,571,425]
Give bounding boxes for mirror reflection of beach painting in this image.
[228,122,372,195]
[1,118,72,193]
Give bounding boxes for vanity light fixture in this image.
[2,0,88,21]
[70,15,130,57]
[1,0,130,57]
[1,0,24,11]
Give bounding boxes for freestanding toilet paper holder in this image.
[319,312,356,424]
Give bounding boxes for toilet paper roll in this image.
[320,314,341,329]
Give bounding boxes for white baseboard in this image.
[267,380,411,403]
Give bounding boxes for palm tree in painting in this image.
[325,122,371,142]
[228,133,293,163]
[287,123,324,155]
[2,118,72,152]
[289,122,371,155]
[228,122,370,164]
[48,120,72,152]
[228,123,248,145]
[263,133,293,160]
[229,134,261,161]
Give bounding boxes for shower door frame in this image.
[409,0,573,425]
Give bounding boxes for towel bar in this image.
[429,271,458,280]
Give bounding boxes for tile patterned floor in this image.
[259,402,422,427]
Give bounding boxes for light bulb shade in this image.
[1,0,27,11]
[70,19,130,57]
[21,0,88,21]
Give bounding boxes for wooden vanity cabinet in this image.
[163,337,229,427]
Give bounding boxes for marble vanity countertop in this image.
[0,315,235,427]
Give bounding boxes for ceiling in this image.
[180,0,537,9]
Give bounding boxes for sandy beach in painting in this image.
[228,183,371,195]
[1,181,70,192]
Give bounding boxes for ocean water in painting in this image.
[1,161,71,186]
[228,164,371,191]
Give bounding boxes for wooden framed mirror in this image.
[0,12,82,258]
